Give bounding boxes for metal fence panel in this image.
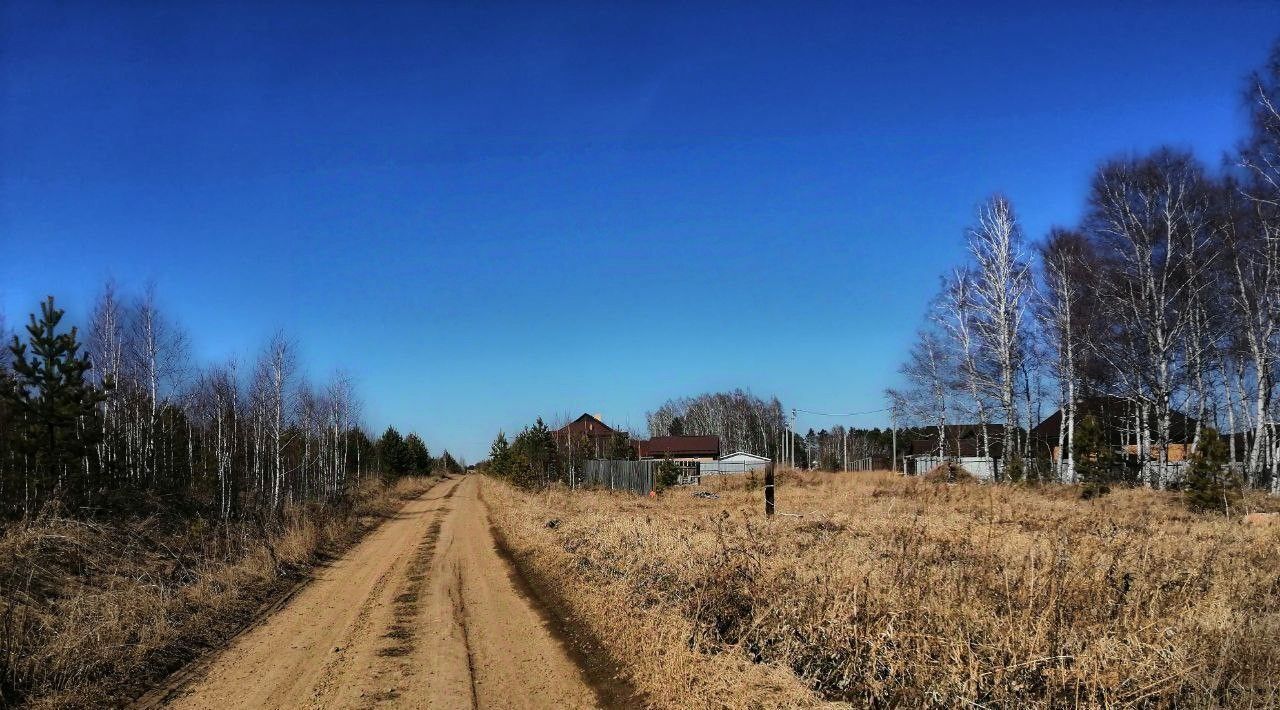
[700,460,770,476]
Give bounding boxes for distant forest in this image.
[0,283,451,520]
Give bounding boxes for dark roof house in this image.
[910,423,1023,458]
[635,435,721,460]
[552,413,618,459]
[553,413,615,441]
[1030,396,1198,456]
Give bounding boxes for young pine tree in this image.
[405,433,432,474]
[377,426,410,480]
[1184,428,1240,515]
[2,297,108,509]
[525,418,558,484]
[667,416,685,436]
[1074,414,1112,500]
[656,456,680,490]
[1005,451,1025,484]
[488,431,511,477]
[570,432,594,468]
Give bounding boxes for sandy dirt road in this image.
[159,476,603,709]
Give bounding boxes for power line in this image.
[792,407,889,418]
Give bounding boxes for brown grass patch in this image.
[0,475,435,709]
[483,471,1280,708]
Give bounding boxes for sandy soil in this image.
[158,476,602,709]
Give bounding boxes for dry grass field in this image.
[0,476,436,709]
[483,470,1280,708]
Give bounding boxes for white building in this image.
[700,451,771,475]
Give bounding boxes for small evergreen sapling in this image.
[607,431,634,460]
[656,457,680,490]
[1006,451,1025,483]
[1074,414,1112,499]
[488,431,511,477]
[1183,428,1239,515]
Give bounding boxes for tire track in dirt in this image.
[156,477,458,710]
[397,476,603,708]
[448,563,481,710]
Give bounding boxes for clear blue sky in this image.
[2,2,1277,460]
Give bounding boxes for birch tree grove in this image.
[888,42,1280,492]
[1237,44,1280,491]
[0,283,390,519]
[1086,150,1215,486]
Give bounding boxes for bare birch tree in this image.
[891,330,951,458]
[968,195,1032,475]
[256,331,296,510]
[934,268,994,458]
[1035,228,1095,482]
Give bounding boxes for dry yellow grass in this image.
[483,471,1280,708]
[0,475,435,709]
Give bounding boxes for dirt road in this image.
[159,476,603,709]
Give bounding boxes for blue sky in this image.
[2,1,1278,460]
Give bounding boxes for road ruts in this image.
[156,476,602,709]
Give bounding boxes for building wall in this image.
[1049,443,1190,463]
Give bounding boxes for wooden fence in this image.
[577,459,702,494]
[579,459,657,495]
[848,456,891,472]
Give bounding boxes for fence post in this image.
[764,462,775,516]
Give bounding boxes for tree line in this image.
[887,40,1280,494]
[646,389,786,459]
[0,283,440,520]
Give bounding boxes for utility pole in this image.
[783,419,789,470]
[783,409,793,470]
[891,413,898,473]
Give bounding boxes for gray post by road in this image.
[891,414,898,473]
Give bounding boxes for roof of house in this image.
[910,423,1023,441]
[1031,396,1198,444]
[636,435,721,458]
[718,451,770,462]
[908,423,1024,457]
[553,413,615,438]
